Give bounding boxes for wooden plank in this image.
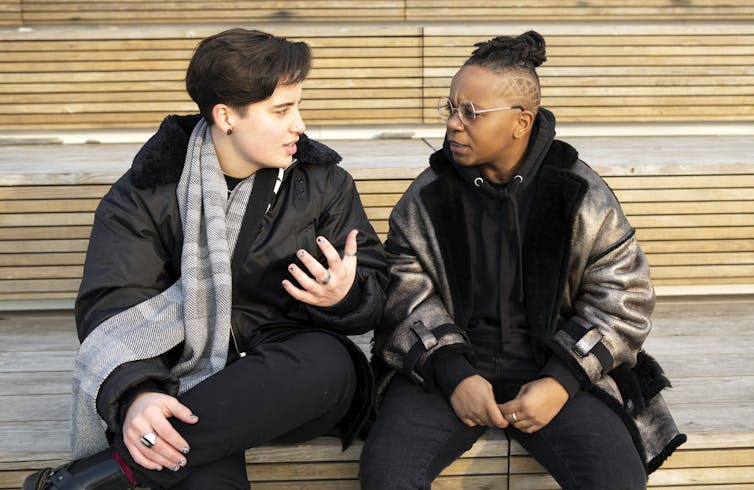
[0,278,81,293]
[0,265,83,280]
[0,371,72,396]
[0,226,92,240]
[649,466,754,486]
[407,1,754,20]
[0,292,76,301]
[0,394,69,423]
[0,240,89,253]
[630,214,754,227]
[0,186,109,199]
[646,252,754,266]
[0,2,20,26]
[642,239,754,254]
[0,253,86,267]
[0,213,93,227]
[0,351,74,373]
[636,227,754,241]
[0,200,99,213]
[650,264,754,279]
[624,201,754,215]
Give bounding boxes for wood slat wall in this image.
[1,22,753,130]
[2,165,754,301]
[0,1,20,25]
[406,0,754,21]
[423,24,754,124]
[15,1,405,24]
[6,0,754,25]
[0,24,423,130]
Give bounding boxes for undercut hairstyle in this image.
[464,31,547,112]
[185,28,311,124]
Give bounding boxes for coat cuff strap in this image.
[561,322,613,374]
[401,322,458,378]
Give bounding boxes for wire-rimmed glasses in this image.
[437,97,523,126]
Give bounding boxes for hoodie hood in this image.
[434,107,557,304]
[130,114,342,190]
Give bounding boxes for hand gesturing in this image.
[282,229,359,308]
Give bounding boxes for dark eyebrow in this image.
[272,97,303,110]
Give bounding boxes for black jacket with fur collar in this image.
[374,110,685,472]
[75,115,389,447]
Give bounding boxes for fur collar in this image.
[130,114,342,189]
[421,136,584,350]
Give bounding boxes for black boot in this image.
[23,459,133,490]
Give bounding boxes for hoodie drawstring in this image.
[504,174,525,303]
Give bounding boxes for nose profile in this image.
[292,111,306,134]
[447,109,464,131]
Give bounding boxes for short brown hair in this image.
[185,28,311,124]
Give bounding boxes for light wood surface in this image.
[2,135,754,302]
[5,0,753,25]
[0,296,752,488]
[1,22,753,129]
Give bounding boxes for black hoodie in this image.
[433,109,580,398]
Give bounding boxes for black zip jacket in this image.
[75,115,389,446]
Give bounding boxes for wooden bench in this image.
[1,297,752,488]
[1,22,753,131]
[5,0,753,25]
[2,135,754,307]
[0,24,424,130]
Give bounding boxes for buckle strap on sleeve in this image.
[401,323,459,378]
[561,322,614,374]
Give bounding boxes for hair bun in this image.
[471,30,546,69]
[518,31,546,68]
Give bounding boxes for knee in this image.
[359,427,431,490]
[294,332,357,407]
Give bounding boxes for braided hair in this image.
[464,31,546,112]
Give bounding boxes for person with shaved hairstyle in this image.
[359,31,685,489]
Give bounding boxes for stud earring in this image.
[226,127,233,136]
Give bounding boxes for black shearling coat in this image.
[75,115,389,447]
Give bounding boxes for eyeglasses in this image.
[437,97,523,126]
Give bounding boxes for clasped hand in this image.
[450,375,569,433]
[282,229,359,308]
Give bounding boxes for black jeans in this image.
[360,373,647,490]
[112,331,357,489]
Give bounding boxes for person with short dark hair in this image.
[359,31,685,489]
[24,28,388,490]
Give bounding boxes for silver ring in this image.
[510,412,518,423]
[140,432,157,449]
[317,271,332,285]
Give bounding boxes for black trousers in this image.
[112,331,357,489]
[360,374,647,490]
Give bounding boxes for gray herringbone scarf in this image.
[71,119,253,458]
